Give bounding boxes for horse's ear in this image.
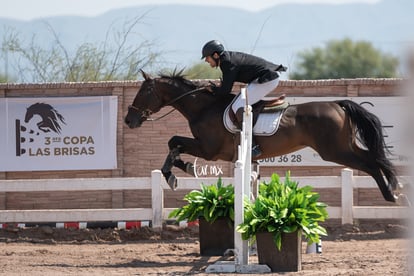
[140,69,152,81]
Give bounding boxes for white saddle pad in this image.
[223,104,284,136]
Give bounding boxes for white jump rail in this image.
[0,171,409,226]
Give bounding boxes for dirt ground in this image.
[0,221,411,275]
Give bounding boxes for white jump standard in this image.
[206,88,271,273]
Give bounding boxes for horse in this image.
[25,103,66,134]
[125,70,402,203]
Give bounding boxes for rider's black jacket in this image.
[213,51,287,96]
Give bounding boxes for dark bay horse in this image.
[125,71,400,203]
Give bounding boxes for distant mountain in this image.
[1,0,413,79]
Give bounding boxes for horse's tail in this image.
[337,100,398,190]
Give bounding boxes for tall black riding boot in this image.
[234,107,262,159]
[251,137,262,159]
[234,108,244,131]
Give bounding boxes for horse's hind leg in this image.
[318,147,396,202]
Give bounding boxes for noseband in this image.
[128,105,153,120]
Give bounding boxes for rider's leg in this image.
[245,78,280,105]
[232,78,280,159]
[233,104,262,158]
[234,107,244,130]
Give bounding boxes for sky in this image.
[2,0,380,21]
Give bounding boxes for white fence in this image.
[0,169,409,227]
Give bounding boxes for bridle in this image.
[127,104,155,120]
[128,79,159,121]
[128,80,206,121]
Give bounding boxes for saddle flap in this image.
[223,104,285,136]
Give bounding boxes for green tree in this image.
[184,62,222,79]
[290,38,399,80]
[0,73,7,83]
[1,14,161,83]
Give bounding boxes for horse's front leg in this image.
[161,136,209,190]
[161,147,194,190]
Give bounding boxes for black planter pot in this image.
[198,217,234,256]
[256,231,302,272]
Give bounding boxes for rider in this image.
[201,40,287,158]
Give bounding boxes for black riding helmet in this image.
[201,40,225,59]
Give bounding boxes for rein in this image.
[146,109,176,121]
[164,87,206,106]
[129,86,207,122]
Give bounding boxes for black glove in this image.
[205,81,218,94]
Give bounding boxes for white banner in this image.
[0,96,118,171]
[258,97,406,166]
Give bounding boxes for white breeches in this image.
[231,78,280,113]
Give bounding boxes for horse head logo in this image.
[24,103,66,134]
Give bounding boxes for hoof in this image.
[223,249,235,257]
[395,193,411,206]
[185,163,195,177]
[168,175,178,191]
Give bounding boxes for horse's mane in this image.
[159,69,199,89]
[157,68,233,105]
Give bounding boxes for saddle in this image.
[229,94,288,126]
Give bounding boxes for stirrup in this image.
[252,145,262,158]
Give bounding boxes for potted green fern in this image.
[168,177,234,256]
[236,172,328,272]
